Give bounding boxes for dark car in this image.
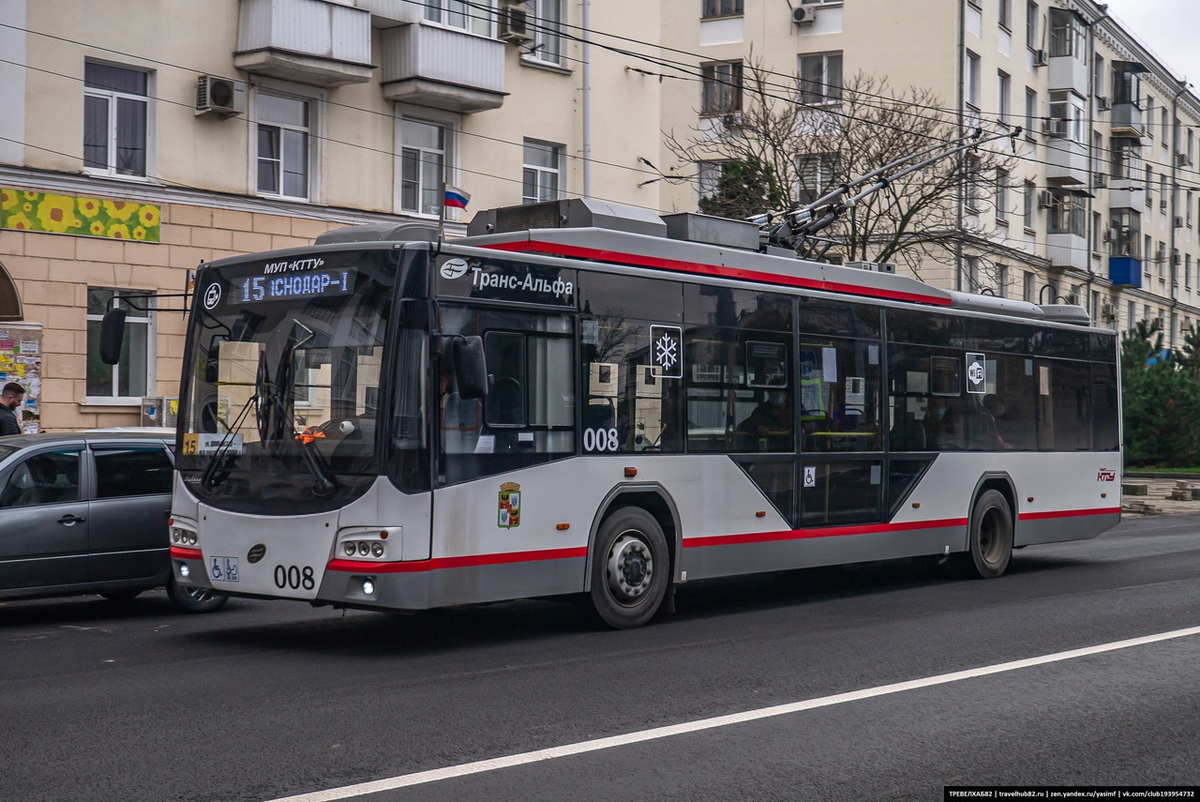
[0,430,227,612]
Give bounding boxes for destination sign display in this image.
[239,270,355,304]
[436,256,577,307]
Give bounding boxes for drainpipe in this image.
[582,0,592,200]
[956,0,965,291]
[1169,78,1191,346]
[1085,5,1108,321]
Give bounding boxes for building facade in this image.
[0,0,1196,431]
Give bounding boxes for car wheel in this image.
[167,577,229,613]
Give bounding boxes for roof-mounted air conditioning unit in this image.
[498,7,532,43]
[792,4,819,25]
[195,75,245,117]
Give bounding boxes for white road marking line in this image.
[264,625,1200,802]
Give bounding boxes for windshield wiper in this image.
[294,437,336,496]
[200,391,260,490]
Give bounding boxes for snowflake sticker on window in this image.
[649,325,683,379]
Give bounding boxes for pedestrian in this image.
[0,382,25,436]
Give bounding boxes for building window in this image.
[86,288,151,400]
[1146,97,1154,139]
[425,0,492,35]
[1025,88,1037,137]
[525,0,563,65]
[1111,138,1142,181]
[799,52,843,105]
[965,154,985,212]
[83,62,149,178]
[965,51,981,108]
[1049,90,1085,143]
[256,92,310,200]
[996,169,1009,222]
[1048,191,1085,237]
[1026,1,1039,50]
[797,154,837,206]
[1048,8,1085,60]
[999,0,1011,29]
[997,71,1011,124]
[1112,61,1143,109]
[698,162,724,200]
[702,0,743,18]
[1024,180,1036,230]
[1109,210,1140,259]
[701,61,744,115]
[523,140,562,204]
[997,264,1009,298]
[1023,271,1035,303]
[1093,54,1105,99]
[400,118,447,216]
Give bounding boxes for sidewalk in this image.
[1122,476,1200,516]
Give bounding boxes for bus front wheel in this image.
[963,489,1013,579]
[589,507,669,629]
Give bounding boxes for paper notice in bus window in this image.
[1039,365,1050,395]
[822,348,838,382]
[474,435,495,454]
[846,377,865,406]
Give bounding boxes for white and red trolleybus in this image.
[163,199,1121,628]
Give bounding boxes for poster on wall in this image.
[0,324,42,433]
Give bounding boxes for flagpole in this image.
[438,178,447,241]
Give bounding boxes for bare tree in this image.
[664,63,1019,286]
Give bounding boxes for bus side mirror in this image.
[99,308,127,365]
[452,336,489,399]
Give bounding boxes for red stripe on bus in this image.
[480,240,953,307]
[170,546,204,560]
[1019,507,1121,521]
[327,546,589,574]
[683,517,969,549]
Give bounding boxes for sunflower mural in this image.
[1,188,161,242]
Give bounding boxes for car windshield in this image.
[176,249,399,514]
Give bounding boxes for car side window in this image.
[0,450,81,508]
[93,447,173,498]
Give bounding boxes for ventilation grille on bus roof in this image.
[467,198,668,239]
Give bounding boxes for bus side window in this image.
[484,332,525,427]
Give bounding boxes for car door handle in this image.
[57,514,86,525]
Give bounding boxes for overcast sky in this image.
[1101,0,1200,88]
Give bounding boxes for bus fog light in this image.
[371,542,384,557]
[179,564,191,578]
[362,579,375,596]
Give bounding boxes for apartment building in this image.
[659,0,1200,343]
[0,0,1196,431]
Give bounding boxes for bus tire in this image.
[963,489,1013,579]
[167,577,230,614]
[589,507,669,630]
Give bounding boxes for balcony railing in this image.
[235,0,373,88]
[1110,103,1146,138]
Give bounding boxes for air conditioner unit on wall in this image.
[792,4,819,25]
[1093,173,1107,188]
[1175,216,1185,229]
[1037,190,1054,209]
[195,75,245,117]
[1033,49,1048,67]
[1042,117,1067,137]
[498,7,533,43]
[1096,96,1111,111]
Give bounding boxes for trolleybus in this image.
[143,198,1120,628]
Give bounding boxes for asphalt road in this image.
[3,514,1200,802]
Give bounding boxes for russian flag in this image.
[444,185,470,210]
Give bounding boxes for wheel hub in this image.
[607,533,654,603]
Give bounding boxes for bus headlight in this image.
[335,527,401,562]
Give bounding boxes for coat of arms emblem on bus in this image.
[498,482,521,528]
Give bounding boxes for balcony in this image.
[235,0,373,87]
[1109,256,1143,288]
[1045,137,1088,186]
[380,23,506,113]
[1048,54,1087,95]
[1047,233,1088,270]
[1108,182,1145,210]
[355,0,423,27]
[1111,103,1146,138]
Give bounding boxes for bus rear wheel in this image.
[963,489,1013,579]
[589,507,669,630]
